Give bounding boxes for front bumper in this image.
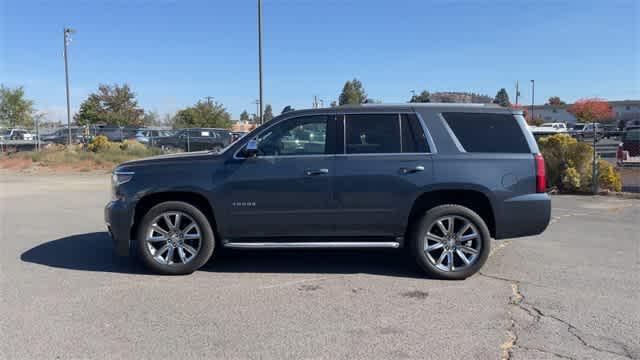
[104,200,132,256]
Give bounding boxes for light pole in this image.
[530,80,535,123]
[410,90,416,102]
[257,0,264,125]
[63,27,75,146]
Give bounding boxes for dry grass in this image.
[0,141,162,173]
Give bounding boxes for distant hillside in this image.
[429,92,493,104]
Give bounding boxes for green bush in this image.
[561,167,581,190]
[598,159,622,192]
[538,134,621,192]
[88,135,112,152]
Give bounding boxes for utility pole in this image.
[204,96,214,105]
[530,80,535,122]
[63,27,74,146]
[515,81,520,105]
[257,0,264,125]
[254,99,260,123]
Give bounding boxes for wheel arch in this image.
[406,188,496,239]
[131,191,217,241]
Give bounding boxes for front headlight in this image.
[112,171,134,186]
[111,171,134,199]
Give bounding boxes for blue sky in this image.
[1,0,638,122]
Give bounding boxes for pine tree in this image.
[493,88,511,107]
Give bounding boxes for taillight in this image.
[534,153,546,193]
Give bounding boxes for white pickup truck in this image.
[528,122,568,136]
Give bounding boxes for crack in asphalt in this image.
[479,272,634,360]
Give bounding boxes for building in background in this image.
[530,100,640,126]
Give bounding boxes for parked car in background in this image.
[106,104,551,279]
[95,126,138,142]
[571,123,603,142]
[231,131,247,142]
[528,122,568,136]
[617,126,640,166]
[2,128,34,141]
[602,124,623,139]
[155,128,233,152]
[40,127,86,144]
[135,129,174,146]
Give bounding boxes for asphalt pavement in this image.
[1,171,638,359]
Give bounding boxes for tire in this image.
[411,204,491,280]
[137,201,215,275]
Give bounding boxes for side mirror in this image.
[242,139,259,157]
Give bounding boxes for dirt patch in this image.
[0,157,33,170]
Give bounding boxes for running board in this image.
[223,241,400,249]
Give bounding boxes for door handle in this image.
[305,168,329,176]
[400,165,425,174]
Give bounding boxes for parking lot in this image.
[1,171,638,359]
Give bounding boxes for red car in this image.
[617,126,640,165]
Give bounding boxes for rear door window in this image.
[345,114,400,154]
[441,112,530,153]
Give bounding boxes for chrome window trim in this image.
[413,112,437,154]
[335,153,432,157]
[342,115,346,154]
[398,113,403,151]
[437,113,466,153]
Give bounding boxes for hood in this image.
[118,150,216,168]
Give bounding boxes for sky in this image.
[1,0,638,122]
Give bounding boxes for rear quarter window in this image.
[442,112,531,153]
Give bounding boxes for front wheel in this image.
[137,201,215,275]
[412,204,491,280]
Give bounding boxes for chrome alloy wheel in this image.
[424,215,482,272]
[146,211,202,265]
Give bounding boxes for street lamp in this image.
[257,0,264,125]
[63,27,75,146]
[530,80,535,123]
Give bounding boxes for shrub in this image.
[88,135,112,152]
[538,134,621,192]
[561,167,581,191]
[598,160,622,192]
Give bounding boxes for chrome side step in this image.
[223,241,400,249]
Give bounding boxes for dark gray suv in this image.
[105,104,550,279]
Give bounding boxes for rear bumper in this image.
[495,193,551,239]
[104,200,132,256]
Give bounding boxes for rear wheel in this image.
[412,204,491,280]
[137,201,215,275]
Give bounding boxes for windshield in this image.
[573,124,585,130]
[540,124,554,127]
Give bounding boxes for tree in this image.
[567,98,614,123]
[239,110,250,122]
[173,100,232,129]
[74,83,144,126]
[142,110,161,126]
[0,85,36,128]
[409,90,430,103]
[281,105,294,114]
[263,104,274,122]
[74,94,103,126]
[493,88,511,107]
[338,78,367,105]
[547,96,566,106]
